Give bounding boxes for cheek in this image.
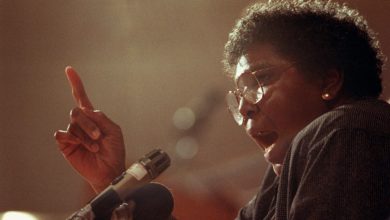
[260,82,323,135]
[263,94,299,132]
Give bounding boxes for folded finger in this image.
[67,123,99,152]
[82,109,121,134]
[70,107,101,140]
[54,130,80,145]
[54,130,81,157]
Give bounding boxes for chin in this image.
[263,142,286,165]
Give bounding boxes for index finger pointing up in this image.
[65,66,94,110]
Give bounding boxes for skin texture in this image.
[54,66,126,193]
[234,43,343,175]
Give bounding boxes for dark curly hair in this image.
[223,0,385,98]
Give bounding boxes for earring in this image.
[322,93,331,100]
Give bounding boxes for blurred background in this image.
[0,0,389,219]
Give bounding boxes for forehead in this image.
[234,44,288,81]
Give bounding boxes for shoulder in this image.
[291,99,390,154]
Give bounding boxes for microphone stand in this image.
[65,149,170,220]
[66,204,95,220]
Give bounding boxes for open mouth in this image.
[252,131,278,150]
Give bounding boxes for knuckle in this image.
[54,131,65,140]
[66,123,73,131]
[93,110,104,117]
[108,120,120,130]
[53,131,59,138]
[70,107,81,118]
[113,123,121,130]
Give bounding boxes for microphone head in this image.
[139,149,171,179]
[128,182,174,220]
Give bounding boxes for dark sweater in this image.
[236,99,390,220]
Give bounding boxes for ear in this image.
[321,69,344,101]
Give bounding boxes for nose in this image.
[238,97,258,122]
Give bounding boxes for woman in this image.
[55,0,390,219]
[223,1,390,219]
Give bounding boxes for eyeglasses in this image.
[226,63,296,126]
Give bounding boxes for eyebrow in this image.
[247,62,272,73]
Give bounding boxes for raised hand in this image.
[54,66,126,193]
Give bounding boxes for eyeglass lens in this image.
[226,91,244,125]
[237,73,263,103]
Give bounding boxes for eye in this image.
[254,69,277,86]
[237,73,259,90]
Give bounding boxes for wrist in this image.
[91,182,110,194]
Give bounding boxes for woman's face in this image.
[234,44,329,175]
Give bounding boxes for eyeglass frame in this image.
[226,62,297,126]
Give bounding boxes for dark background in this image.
[1,0,389,219]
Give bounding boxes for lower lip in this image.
[253,131,278,149]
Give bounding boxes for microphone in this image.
[127,182,174,220]
[67,149,171,220]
